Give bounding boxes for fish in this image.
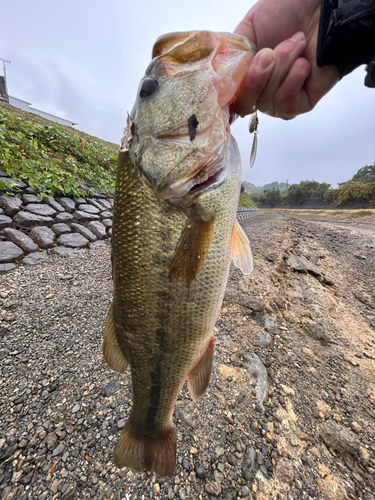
[103,30,255,477]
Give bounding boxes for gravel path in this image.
[1,211,375,500]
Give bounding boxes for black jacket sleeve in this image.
[317,0,375,87]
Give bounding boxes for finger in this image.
[256,32,307,115]
[272,57,311,119]
[234,11,256,44]
[233,48,276,117]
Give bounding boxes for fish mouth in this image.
[157,113,229,200]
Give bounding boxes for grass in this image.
[0,102,118,198]
[238,192,255,208]
[350,210,373,218]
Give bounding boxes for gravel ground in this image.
[1,210,375,500]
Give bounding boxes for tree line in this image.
[247,164,375,208]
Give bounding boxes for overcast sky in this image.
[1,0,374,187]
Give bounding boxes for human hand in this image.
[234,0,341,119]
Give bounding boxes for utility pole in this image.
[0,57,11,101]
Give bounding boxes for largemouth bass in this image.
[103,31,255,477]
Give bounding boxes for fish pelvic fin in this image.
[188,335,214,400]
[114,421,176,477]
[230,219,253,275]
[103,304,129,373]
[169,216,214,287]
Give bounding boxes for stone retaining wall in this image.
[0,185,113,273]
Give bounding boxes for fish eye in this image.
[139,78,159,98]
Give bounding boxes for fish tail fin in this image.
[114,421,176,477]
[188,335,214,400]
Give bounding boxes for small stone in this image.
[0,177,26,189]
[217,463,225,472]
[52,443,65,456]
[0,195,22,216]
[78,204,100,214]
[57,233,89,248]
[102,381,120,397]
[22,252,48,266]
[25,203,56,217]
[55,212,74,224]
[70,223,97,242]
[100,211,113,219]
[73,197,86,204]
[286,255,321,276]
[72,404,80,413]
[87,221,107,239]
[350,422,362,434]
[0,215,12,230]
[29,226,55,249]
[0,263,16,273]
[58,197,76,213]
[21,194,39,204]
[205,481,221,496]
[196,465,206,478]
[101,218,112,228]
[182,459,190,470]
[51,223,71,236]
[319,421,360,454]
[97,199,112,210]
[86,199,104,210]
[2,228,39,254]
[13,212,54,229]
[280,384,295,395]
[73,211,100,223]
[299,432,308,441]
[117,419,125,429]
[153,483,161,496]
[241,486,249,497]
[43,197,65,212]
[0,241,24,263]
[52,247,87,257]
[90,241,106,249]
[46,433,58,450]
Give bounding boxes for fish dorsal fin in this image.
[103,304,129,373]
[188,336,214,400]
[169,216,214,287]
[230,219,253,274]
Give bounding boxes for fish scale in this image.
[103,30,255,476]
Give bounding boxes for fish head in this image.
[124,31,255,202]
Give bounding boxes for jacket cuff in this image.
[317,0,375,88]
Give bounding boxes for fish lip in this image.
[160,160,227,201]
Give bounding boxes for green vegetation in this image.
[350,210,373,218]
[324,181,375,206]
[238,191,255,207]
[0,105,118,198]
[249,171,375,208]
[351,164,375,183]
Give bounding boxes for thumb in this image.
[234,48,276,117]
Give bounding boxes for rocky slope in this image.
[0,209,374,500]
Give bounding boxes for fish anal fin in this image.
[169,216,214,287]
[114,421,176,477]
[103,304,129,373]
[188,336,214,401]
[230,219,253,275]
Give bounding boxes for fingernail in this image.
[255,49,275,72]
[291,31,305,42]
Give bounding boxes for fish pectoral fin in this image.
[169,216,214,287]
[230,219,253,275]
[114,421,176,477]
[188,336,214,401]
[103,304,129,373]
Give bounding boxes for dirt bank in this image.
[0,209,374,500]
